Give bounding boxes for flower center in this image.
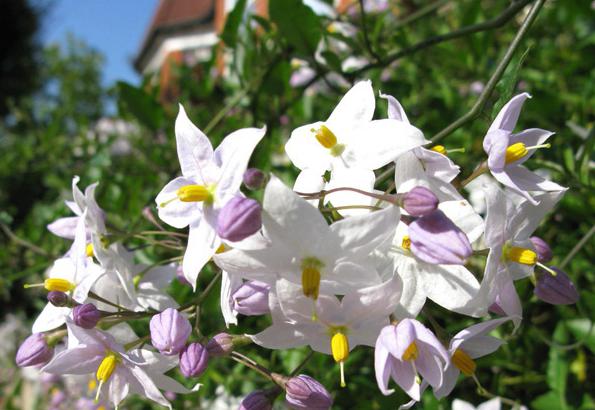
[505,142,551,164]
[330,330,349,388]
[312,124,337,149]
[86,243,95,258]
[506,246,537,265]
[402,341,419,361]
[301,257,324,300]
[431,145,447,155]
[452,348,476,376]
[44,278,75,292]
[401,235,411,251]
[159,184,215,208]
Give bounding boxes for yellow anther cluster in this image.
[301,266,321,300]
[507,246,537,265]
[96,353,118,383]
[452,348,476,376]
[401,235,411,251]
[85,243,95,258]
[44,278,75,293]
[505,142,528,164]
[177,185,212,203]
[331,332,349,363]
[402,342,419,361]
[431,145,447,155]
[216,244,227,254]
[313,125,337,149]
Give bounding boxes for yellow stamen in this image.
[86,243,95,258]
[402,342,419,361]
[95,353,118,402]
[312,125,337,149]
[177,185,212,203]
[133,275,141,287]
[401,235,411,250]
[505,142,551,164]
[216,244,227,254]
[331,331,349,388]
[301,267,321,300]
[507,246,537,265]
[452,348,476,376]
[431,145,447,155]
[44,278,75,292]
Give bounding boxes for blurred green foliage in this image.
[1,0,593,408]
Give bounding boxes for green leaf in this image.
[565,319,595,354]
[221,0,247,48]
[115,81,164,130]
[545,322,569,409]
[532,391,570,410]
[269,0,322,57]
[492,46,531,117]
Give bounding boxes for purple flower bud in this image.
[534,267,579,305]
[530,236,553,263]
[15,333,53,367]
[179,342,209,377]
[47,291,69,307]
[285,374,333,410]
[408,210,472,265]
[217,196,262,242]
[239,390,272,410]
[150,308,192,355]
[243,168,266,190]
[73,303,101,329]
[206,332,234,357]
[401,186,439,217]
[232,281,270,316]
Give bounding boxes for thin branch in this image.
[560,224,595,269]
[0,222,49,256]
[431,0,546,142]
[351,0,532,77]
[392,0,450,30]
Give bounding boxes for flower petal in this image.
[183,219,221,290]
[380,92,410,124]
[325,167,376,217]
[155,177,202,229]
[285,122,333,171]
[175,104,214,180]
[327,80,375,125]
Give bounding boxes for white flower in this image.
[214,176,400,298]
[155,105,265,288]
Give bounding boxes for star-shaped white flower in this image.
[214,176,400,298]
[155,105,265,288]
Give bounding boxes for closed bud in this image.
[206,332,234,357]
[232,281,271,316]
[150,308,192,355]
[73,303,101,329]
[243,168,266,190]
[530,236,553,263]
[217,196,262,242]
[401,186,439,217]
[534,267,579,305]
[179,343,209,377]
[47,291,69,307]
[285,374,333,410]
[239,390,272,410]
[16,333,54,367]
[408,210,472,265]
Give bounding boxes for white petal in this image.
[348,119,427,169]
[422,264,483,317]
[175,104,214,180]
[32,304,70,333]
[285,122,333,171]
[439,200,484,243]
[183,220,220,290]
[327,80,375,125]
[487,93,531,135]
[325,167,376,216]
[47,216,79,239]
[155,176,203,228]
[42,345,103,375]
[221,271,240,327]
[380,92,410,124]
[393,257,427,318]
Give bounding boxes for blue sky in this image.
[40,0,160,87]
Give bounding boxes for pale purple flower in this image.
[534,267,579,305]
[232,280,270,316]
[243,168,266,190]
[150,308,192,356]
[285,374,332,410]
[375,319,449,401]
[206,332,234,357]
[217,196,262,242]
[435,317,512,398]
[16,333,54,367]
[483,93,565,205]
[47,291,69,307]
[408,210,473,265]
[179,343,209,377]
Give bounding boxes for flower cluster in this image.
[16,80,576,409]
